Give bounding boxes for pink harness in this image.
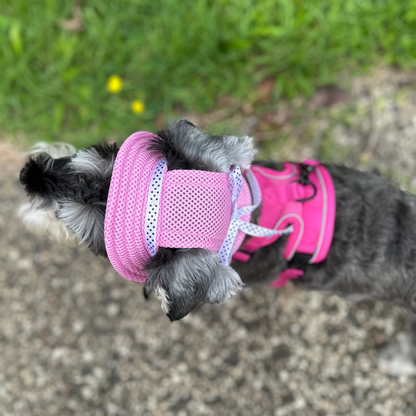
[233,161,336,287]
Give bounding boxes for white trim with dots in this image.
[144,159,167,255]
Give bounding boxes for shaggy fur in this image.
[19,121,256,321]
[148,120,256,173]
[144,248,242,321]
[18,120,416,340]
[19,142,118,257]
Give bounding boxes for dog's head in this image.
[19,120,256,321]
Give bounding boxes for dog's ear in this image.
[150,119,257,173]
[144,248,243,321]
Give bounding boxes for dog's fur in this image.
[19,120,416,328]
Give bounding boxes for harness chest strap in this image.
[232,160,336,287]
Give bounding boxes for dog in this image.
[18,120,416,373]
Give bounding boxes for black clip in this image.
[296,164,317,202]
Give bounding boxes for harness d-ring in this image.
[296,164,317,202]
[296,180,317,202]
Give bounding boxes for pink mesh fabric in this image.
[104,131,253,283]
[159,170,232,250]
[105,132,161,282]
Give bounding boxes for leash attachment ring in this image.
[296,164,317,203]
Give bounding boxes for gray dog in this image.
[19,120,416,375]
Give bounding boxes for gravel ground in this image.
[2,68,416,416]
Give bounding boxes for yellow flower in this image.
[131,100,145,114]
[107,75,123,93]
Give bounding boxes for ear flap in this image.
[144,248,243,321]
[153,119,257,173]
[220,134,257,170]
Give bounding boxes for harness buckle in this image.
[296,163,317,202]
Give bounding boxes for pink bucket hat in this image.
[104,131,263,283]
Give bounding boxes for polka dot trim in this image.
[239,221,293,237]
[145,159,167,255]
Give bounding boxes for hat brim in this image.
[105,132,162,282]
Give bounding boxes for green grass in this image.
[1,0,416,146]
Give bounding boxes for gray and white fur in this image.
[18,121,255,321]
[19,142,80,247]
[18,119,416,348]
